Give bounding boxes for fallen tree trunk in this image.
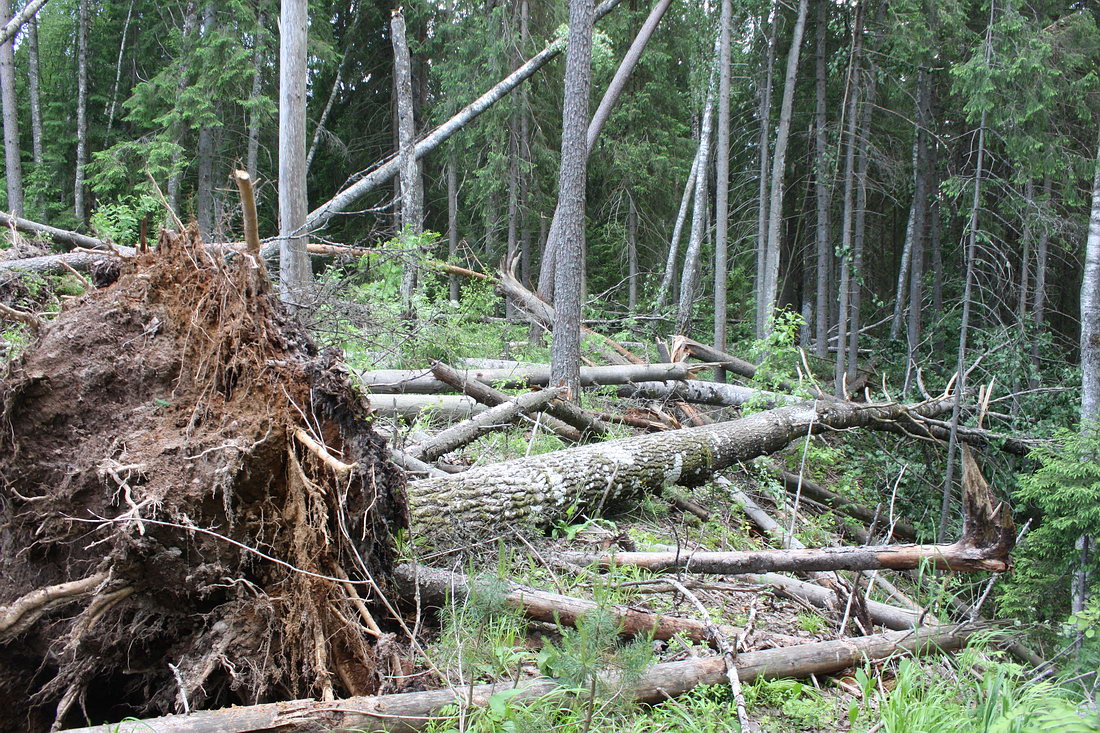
[65,624,984,733]
[407,397,954,536]
[359,362,700,395]
[560,469,1014,573]
[746,571,926,631]
[393,564,735,645]
[405,387,564,461]
[618,379,798,408]
[431,361,603,440]
[0,211,111,251]
[368,394,487,421]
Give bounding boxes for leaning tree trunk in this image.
[407,397,952,537]
[653,143,701,309]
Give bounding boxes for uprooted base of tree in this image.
[0,227,406,731]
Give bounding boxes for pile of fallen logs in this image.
[0,222,1039,732]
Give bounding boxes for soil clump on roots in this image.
[0,227,407,732]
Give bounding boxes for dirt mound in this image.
[0,227,406,731]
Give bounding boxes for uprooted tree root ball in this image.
[0,226,407,732]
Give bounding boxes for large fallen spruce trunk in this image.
[358,361,701,394]
[617,379,799,408]
[407,398,953,537]
[0,227,406,731]
[393,564,736,645]
[64,623,983,733]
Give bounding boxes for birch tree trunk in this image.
[713,0,732,376]
[278,0,311,304]
[0,0,21,217]
[813,0,830,358]
[550,0,595,400]
[393,9,423,313]
[759,0,809,335]
[754,16,777,337]
[73,0,89,221]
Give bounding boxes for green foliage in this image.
[744,678,832,732]
[89,193,160,245]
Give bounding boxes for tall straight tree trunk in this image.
[940,8,993,543]
[846,61,875,382]
[506,3,523,321]
[760,0,809,335]
[538,0,673,302]
[628,193,638,311]
[105,0,134,136]
[1030,175,1052,388]
[1017,179,1035,328]
[550,0,595,401]
[26,16,42,219]
[278,0,311,304]
[930,197,943,318]
[813,0,830,359]
[675,51,718,337]
[518,0,532,287]
[834,5,863,394]
[0,0,22,217]
[447,155,460,301]
[246,10,267,179]
[904,68,932,391]
[754,16,778,337]
[73,0,90,222]
[393,9,423,313]
[653,144,701,309]
[713,0,733,378]
[168,3,199,217]
[195,5,217,241]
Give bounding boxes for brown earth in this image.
[0,227,406,732]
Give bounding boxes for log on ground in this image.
[407,398,954,537]
[64,624,984,733]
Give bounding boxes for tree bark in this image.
[26,17,43,169]
[0,0,22,217]
[627,193,638,311]
[306,0,623,233]
[73,0,90,221]
[754,15,777,338]
[408,398,953,536]
[65,624,982,733]
[359,362,703,395]
[846,61,874,383]
[246,10,267,179]
[1029,175,1052,387]
[904,68,932,391]
[196,6,218,241]
[759,0,809,334]
[712,0,732,373]
[278,0,311,304]
[393,9,423,314]
[447,156,460,301]
[550,0,595,400]
[368,394,488,421]
[813,0,830,358]
[617,380,797,409]
[405,387,565,462]
[834,5,863,394]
